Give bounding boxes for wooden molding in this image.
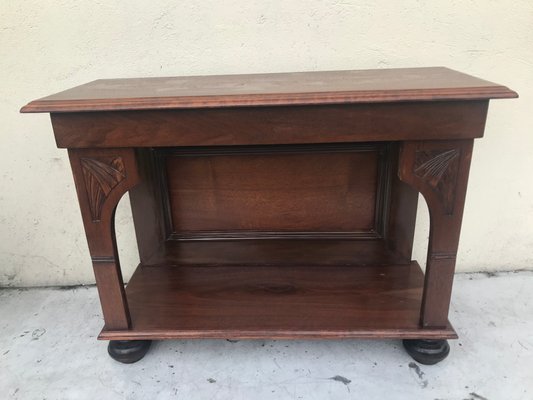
[168,230,382,241]
[154,143,392,241]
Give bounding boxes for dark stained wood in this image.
[386,143,419,263]
[21,67,516,113]
[48,101,489,148]
[68,148,140,330]
[23,68,516,358]
[128,144,410,267]
[99,262,457,340]
[128,149,167,264]
[164,144,380,239]
[145,239,402,267]
[398,140,474,328]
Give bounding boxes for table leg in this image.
[68,148,140,331]
[108,340,152,364]
[398,140,474,362]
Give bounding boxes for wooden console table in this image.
[22,68,516,364]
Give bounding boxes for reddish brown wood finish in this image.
[131,143,408,267]
[68,148,140,330]
[99,262,456,340]
[144,240,402,267]
[128,149,167,265]
[164,145,380,239]
[22,68,516,347]
[386,143,420,262]
[20,67,516,113]
[48,101,489,148]
[399,140,474,328]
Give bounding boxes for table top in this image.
[21,67,517,113]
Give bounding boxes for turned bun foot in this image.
[107,340,152,363]
[402,339,450,365]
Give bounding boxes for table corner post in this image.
[67,147,140,331]
[398,139,474,328]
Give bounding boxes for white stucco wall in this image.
[1,1,532,286]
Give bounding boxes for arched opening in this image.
[114,192,140,284]
[412,193,430,273]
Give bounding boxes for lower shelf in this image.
[99,262,456,340]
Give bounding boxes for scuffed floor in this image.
[1,272,532,400]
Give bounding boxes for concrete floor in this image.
[1,272,532,400]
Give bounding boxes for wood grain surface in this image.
[164,145,380,238]
[99,262,457,340]
[143,239,401,267]
[49,101,490,148]
[21,67,517,113]
[29,68,515,344]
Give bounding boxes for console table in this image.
[22,67,516,364]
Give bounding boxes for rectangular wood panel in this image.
[48,101,490,148]
[162,144,385,240]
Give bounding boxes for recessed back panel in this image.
[160,144,389,241]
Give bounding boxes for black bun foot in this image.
[402,339,450,365]
[108,340,152,364]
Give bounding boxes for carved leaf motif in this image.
[81,157,125,221]
[414,149,459,185]
[414,149,460,215]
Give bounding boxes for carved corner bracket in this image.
[68,148,140,228]
[81,157,126,221]
[399,141,472,217]
[413,148,460,215]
